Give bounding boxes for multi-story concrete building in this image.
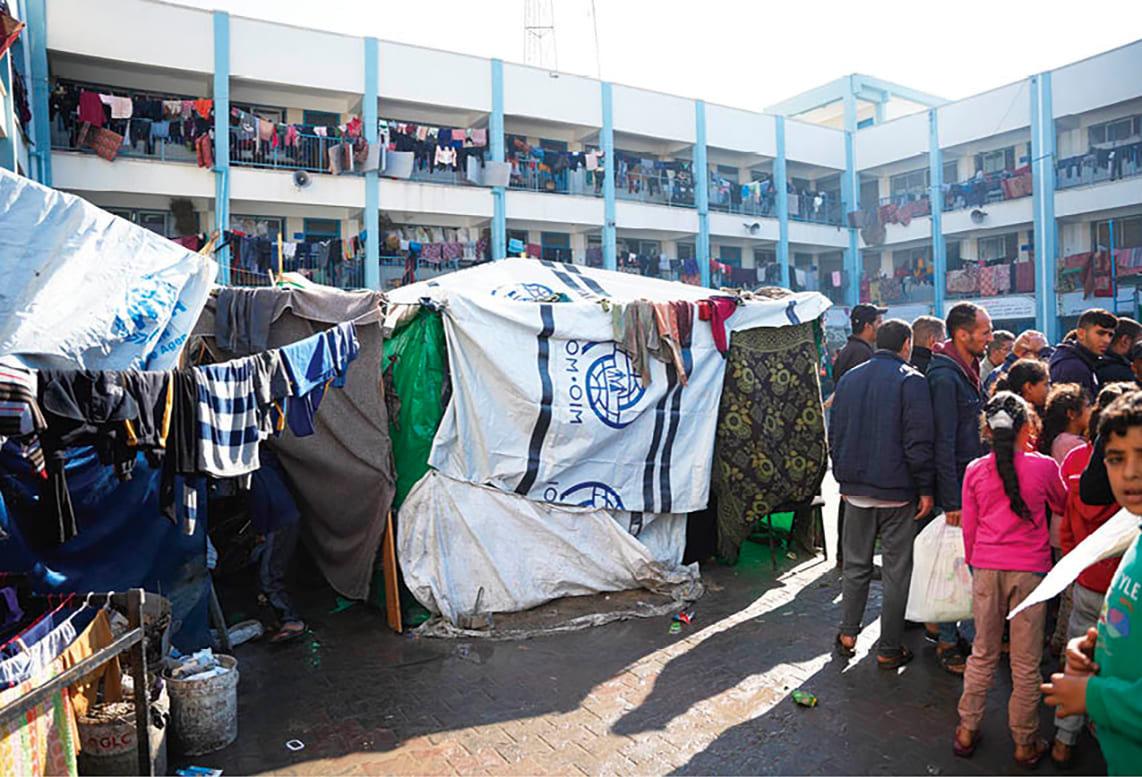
[2,0,1140,339]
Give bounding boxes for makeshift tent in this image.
[387,259,831,625]
[193,284,395,600]
[0,170,218,650]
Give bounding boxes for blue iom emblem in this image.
[492,282,556,301]
[585,344,645,429]
[560,482,625,510]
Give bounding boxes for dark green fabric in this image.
[385,309,447,510]
[712,322,828,564]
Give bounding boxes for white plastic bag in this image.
[905,518,974,622]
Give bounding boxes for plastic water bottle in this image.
[226,620,264,647]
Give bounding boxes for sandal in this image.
[835,633,856,658]
[877,646,914,670]
[1014,737,1049,769]
[1051,739,1074,770]
[953,726,981,758]
[270,620,306,644]
[937,643,967,675]
[923,625,941,644]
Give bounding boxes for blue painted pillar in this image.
[842,80,860,306]
[25,0,50,184]
[364,37,380,290]
[695,99,710,287]
[490,59,506,260]
[1031,72,1058,342]
[212,11,231,282]
[601,81,616,271]
[775,116,790,288]
[0,51,14,172]
[929,108,946,317]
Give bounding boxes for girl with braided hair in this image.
[954,391,1066,768]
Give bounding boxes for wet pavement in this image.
[193,475,1109,776]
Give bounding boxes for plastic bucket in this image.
[165,654,239,756]
[76,703,168,776]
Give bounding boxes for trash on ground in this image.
[285,739,305,751]
[175,768,222,776]
[170,648,232,681]
[791,689,818,708]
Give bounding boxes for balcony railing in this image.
[508,158,597,196]
[942,167,1033,211]
[1056,142,1142,190]
[229,125,331,174]
[861,274,935,305]
[615,168,695,208]
[790,194,843,226]
[945,260,1036,298]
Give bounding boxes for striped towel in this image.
[0,365,46,476]
[194,359,260,477]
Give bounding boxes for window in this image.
[892,246,929,270]
[946,239,963,271]
[716,165,739,184]
[978,147,1015,174]
[231,215,283,238]
[303,110,340,128]
[750,170,771,184]
[754,248,776,266]
[234,104,285,125]
[1089,115,1141,146]
[539,138,567,152]
[303,218,340,240]
[978,232,1018,262]
[943,160,959,184]
[890,169,927,198]
[719,246,742,267]
[107,208,170,236]
[678,243,695,260]
[1094,216,1142,250]
[540,231,571,261]
[862,252,882,275]
[638,240,661,256]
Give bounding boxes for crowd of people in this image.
[826,302,1142,773]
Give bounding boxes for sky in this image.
[174,0,1142,113]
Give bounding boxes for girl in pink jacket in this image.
[954,391,1066,767]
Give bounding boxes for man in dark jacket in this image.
[983,329,1049,393]
[830,303,885,567]
[1050,308,1116,397]
[833,304,885,383]
[909,315,944,375]
[1096,316,1141,387]
[926,302,993,674]
[831,319,934,667]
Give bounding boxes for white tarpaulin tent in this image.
[399,471,701,624]
[390,258,830,514]
[0,169,217,371]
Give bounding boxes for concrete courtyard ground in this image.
[197,473,1107,776]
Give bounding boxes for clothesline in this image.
[0,322,359,549]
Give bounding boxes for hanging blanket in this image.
[712,322,828,563]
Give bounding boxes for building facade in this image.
[2,0,1141,340]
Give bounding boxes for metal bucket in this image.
[76,699,168,776]
[165,654,239,756]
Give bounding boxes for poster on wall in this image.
[964,295,1036,321]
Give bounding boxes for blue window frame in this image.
[304,218,341,241]
[303,110,340,128]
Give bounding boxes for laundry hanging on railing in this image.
[0,324,358,549]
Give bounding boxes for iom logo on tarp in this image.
[585,344,645,429]
[110,278,178,346]
[559,482,625,510]
[491,282,556,301]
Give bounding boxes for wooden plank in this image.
[381,511,402,633]
[0,629,141,728]
[127,589,154,776]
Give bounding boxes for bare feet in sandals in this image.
[270,620,306,643]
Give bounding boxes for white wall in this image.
[612,85,694,144]
[855,112,927,171]
[784,119,845,170]
[1056,177,1142,220]
[939,81,1030,150]
[503,64,599,127]
[1056,98,1142,158]
[47,0,212,74]
[231,167,363,209]
[709,212,778,242]
[505,190,603,226]
[864,217,932,247]
[706,104,776,157]
[942,197,1033,237]
[788,221,849,248]
[230,19,362,95]
[52,152,214,199]
[614,201,699,233]
[379,42,490,113]
[1053,41,1142,119]
[380,179,493,220]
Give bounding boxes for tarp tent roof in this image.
[0,169,216,372]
